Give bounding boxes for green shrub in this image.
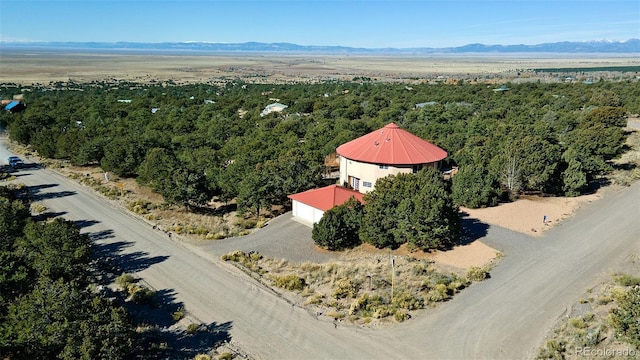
[349,293,387,317]
[373,306,392,319]
[172,307,186,321]
[131,286,156,304]
[332,278,358,299]
[536,339,565,359]
[394,309,409,322]
[218,353,233,360]
[273,274,305,291]
[465,266,489,282]
[392,291,424,311]
[610,286,640,348]
[569,317,587,329]
[115,273,135,290]
[614,273,640,287]
[187,323,201,335]
[428,284,450,302]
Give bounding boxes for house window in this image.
[412,164,424,173]
[363,181,372,188]
[379,165,389,169]
[351,177,360,191]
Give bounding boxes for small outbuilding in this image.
[260,102,288,117]
[4,101,26,113]
[287,185,364,226]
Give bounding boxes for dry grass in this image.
[222,250,497,326]
[537,269,640,359]
[1,51,639,85]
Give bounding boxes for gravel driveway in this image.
[197,212,339,263]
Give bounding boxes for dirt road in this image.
[3,138,639,359]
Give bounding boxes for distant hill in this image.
[1,39,638,54]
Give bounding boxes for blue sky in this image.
[1,1,638,48]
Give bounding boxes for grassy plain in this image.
[1,49,639,85]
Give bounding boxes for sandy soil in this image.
[462,192,603,237]
[428,241,500,269]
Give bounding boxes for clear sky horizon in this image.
[1,1,638,48]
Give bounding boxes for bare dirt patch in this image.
[462,193,602,237]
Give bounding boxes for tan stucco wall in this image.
[339,156,438,193]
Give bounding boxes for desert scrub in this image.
[609,284,640,349]
[392,291,425,311]
[172,307,186,321]
[613,273,640,287]
[218,353,233,360]
[326,310,346,320]
[568,317,588,329]
[30,202,47,214]
[272,274,305,291]
[465,266,490,282]
[129,285,156,304]
[332,278,358,299]
[536,339,565,359]
[94,185,120,199]
[305,293,325,306]
[349,293,388,317]
[394,309,410,322]
[427,283,450,302]
[115,273,135,290]
[128,199,153,214]
[221,250,263,272]
[79,176,102,187]
[187,323,201,335]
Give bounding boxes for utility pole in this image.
[391,255,395,302]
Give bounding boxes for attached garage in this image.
[288,185,364,227]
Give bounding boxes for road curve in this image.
[3,138,639,359]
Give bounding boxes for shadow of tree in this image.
[91,240,168,282]
[134,320,233,359]
[108,284,233,358]
[457,211,490,246]
[85,229,115,241]
[24,183,77,201]
[86,222,232,357]
[31,190,77,201]
[31,210,67,222]
[73,219,101,229]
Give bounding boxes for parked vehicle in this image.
[8,156,24,169]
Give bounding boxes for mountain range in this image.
[1,39,638,54]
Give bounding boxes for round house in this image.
[336,123,447,193]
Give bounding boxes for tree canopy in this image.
[0,187,134,359]
[1,79,635,212]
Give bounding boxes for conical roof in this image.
[336,123,447,165]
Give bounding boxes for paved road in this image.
[3,138,639,359]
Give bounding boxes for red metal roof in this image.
[336,123,447,165]
[288,185,364,211]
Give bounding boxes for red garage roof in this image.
[336,123,447,165]
[288,185,364,211]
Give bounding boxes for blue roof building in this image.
[4,101,26,113]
